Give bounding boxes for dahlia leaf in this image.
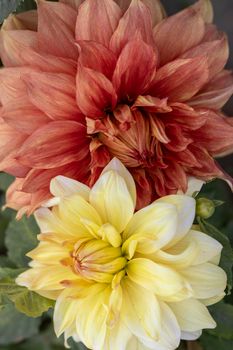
[200,332,233,350]
[0,277,54,317]
[0,173,14,191]
[207,302,233,339]
[5,216,39,267]
[198,218,233,294]
[0,300,40,345]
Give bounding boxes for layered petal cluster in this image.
[17,159,227,350]
[0,0,233,214]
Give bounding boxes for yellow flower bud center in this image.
[72,235,127,283]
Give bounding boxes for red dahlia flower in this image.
[0,0,233,216]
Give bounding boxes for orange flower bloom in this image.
[0,0,233,215]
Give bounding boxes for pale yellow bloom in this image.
[17,158,226,350]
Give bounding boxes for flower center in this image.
[71,224,127,283]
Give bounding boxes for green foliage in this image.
[208,302,233,339]
[5,216,39,267]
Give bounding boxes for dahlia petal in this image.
[123,202,177,253]
[104,319,131,350]
[2,11,38,31]
[182,263,227,299]
[153,7,205,65]
[149,57,209,102]
[76,65,117,118]
[50,176,90,201]
[89,170,134,232]
[23,72,82,120]
[189,70,233,109]
[181,330,202,341]
[75,0,121,46]
[133,96,172,113]
[27,241,69,264]
[1,100,50,134]
[121,278,161,342]
[115,0,165,26]
[100,157,137,207]
[5,178,31,211]
[169,299,216,332]
[112,34,158,99]
[75,285,111,349]
[59,0,83,10]
[192,0,214,23]
[177,177,204,196]
[77,40,117,79]
[0,29,77,74]
[37,0,78,59]
[17,121,89,169]
[181,33,229,80]
[192,110,233,155]
[183,230,222,265]
[156,195,196,246]
[110,0,154,55]
[126,258,188,298]
[16,265,77,291]
[0,29,36,66]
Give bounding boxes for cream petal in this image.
[185,230,222,265]
[100,158,136,207]
[156,195,196,246]
[201,293,225,306]
[169,298,216,332]
[177,177,205,196]
[90,170,134,232]
[126,258,189,298]
[182,263,227,299]
[123,202,178,253]
[16,265,77,291]
[104,320,132,350]
[121,278,161,343]
[75,284,111,350]
[181,330,202,341]
[50,175,90,201]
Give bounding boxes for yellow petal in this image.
[101,157,136,207]
[90,170,134,232]
[177,177,204,196]
[16,265,77,291]
[75,284,111,350]
[123,202,178,253]
[156,195,196,246]
[121,278,161,342]
[182,263,227,299]
[168,298,216,332]
[50,175,90,201]
[126,258,189,298]
[104,320,131,350]
[27,241,69,265]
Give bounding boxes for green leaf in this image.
[0,300,40,345]
[200,332,233,350]
[0,278,54,317]
[5,216,39,267]
[198,218,233,294]
[207,302,233,339]
[0,267,25,279]
[0,173,14,192]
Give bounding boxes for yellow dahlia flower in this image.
[17,158,226,350]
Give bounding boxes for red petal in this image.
[23,72,82,121]
[1,100,50,134]
[181,33,229,80]
[77,40,117,79]
[153,7,205,65]
[149,57,209,102]
[75,0,121,47]
[189,70,233,109]
[76,65,117,119]
[133,95,172,113]
[17,121,89,169]
[115,0,165,26]
[112,34,158,99]
[59,0,82,10]
[37,0,78,59]
[192,110,233,156]
[110,0,154,55]
[2,11,38,31]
